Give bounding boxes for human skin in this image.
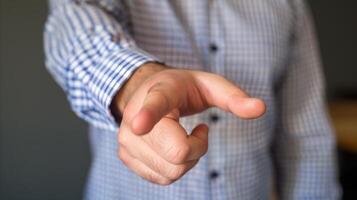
[111,62,266,185]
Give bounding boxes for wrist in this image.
[111,62,167,119]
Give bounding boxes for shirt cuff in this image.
[70,46,158,131]
[94,48,158,130]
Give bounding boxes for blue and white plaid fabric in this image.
[44,0,340,199]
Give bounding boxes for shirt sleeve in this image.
[272,1,341,199]
[44,0,159,131]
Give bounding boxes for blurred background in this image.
[0,0,356,199]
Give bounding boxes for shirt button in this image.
[209,113,219,122]
[209,170,219,179]
[209,43,218,52]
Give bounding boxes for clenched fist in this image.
[111,62,266,185]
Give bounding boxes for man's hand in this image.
[112,62,266,185]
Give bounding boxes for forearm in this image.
[44,0,158,130]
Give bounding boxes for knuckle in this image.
[148,128,165,147]
[148,156,163,172]
[149,129,171,152]
[142,171,157,183]
[167,165,186,180]
[143,153,167,177]
[118,149,130,166]
[157,179,174,186]
[143,172,172,186]
[118,132,129,146]
[165,144,190,164]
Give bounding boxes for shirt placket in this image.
[207,1,228,200]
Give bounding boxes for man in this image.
[44,0,340,199]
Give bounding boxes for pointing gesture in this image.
[112,62,265,185]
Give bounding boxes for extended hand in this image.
[113,63,266,185]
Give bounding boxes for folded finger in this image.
[119,147,172,185]
[122,127,199,180]
[142,118,208,164]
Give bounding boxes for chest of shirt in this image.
[126,0,293,83]
[121,0,293,137]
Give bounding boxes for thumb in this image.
[131,82,180,135]
[192,71,266,119]
[185,123,209,161]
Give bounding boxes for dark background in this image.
[0,0,356,199]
